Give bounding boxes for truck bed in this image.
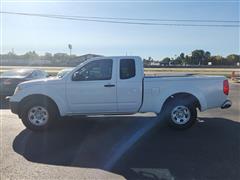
[144,73,196,78]
[140,74,227,113]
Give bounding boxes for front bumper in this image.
[221,100,232,109]
[9,101,19,115]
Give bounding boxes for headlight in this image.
[14,86,22,95]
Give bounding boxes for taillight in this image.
[223,80,229,95]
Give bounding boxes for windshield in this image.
[1,69,32,77]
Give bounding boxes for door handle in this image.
[104,84,115,87]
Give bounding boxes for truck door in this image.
[66,59,117,114]
[117,58,143,113]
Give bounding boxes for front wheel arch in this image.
[19,94,60,118]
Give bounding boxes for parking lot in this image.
[1,83,239,180]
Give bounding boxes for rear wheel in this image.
[162,98,197,130]
[20,99,58,131]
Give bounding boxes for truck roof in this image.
[90,56,142,60]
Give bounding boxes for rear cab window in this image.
[120,59,136,79]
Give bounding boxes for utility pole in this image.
[68,44,72,56]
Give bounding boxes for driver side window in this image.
[72,59,113,81]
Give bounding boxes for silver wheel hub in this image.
[28,106,49,126]
[171,105,191,125]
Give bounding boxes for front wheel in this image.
[162,99,197,130]
[20,100,58,131]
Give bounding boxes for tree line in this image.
[1,51,78,62]
[144,50,240,67]
[1,49,240,67]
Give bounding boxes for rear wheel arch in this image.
[160,92,201,113]
[19,94,60,118]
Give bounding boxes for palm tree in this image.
[204,51,211,65]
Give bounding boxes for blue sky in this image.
[1,0,239,59]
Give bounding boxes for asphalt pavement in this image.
[0,83,239,180]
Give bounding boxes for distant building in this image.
[150,61,161,66]
[68,54,102,66]
[159,62,169,66]
[76,54,102,60]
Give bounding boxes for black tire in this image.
[162,97,197,130]
[20,99,59,131]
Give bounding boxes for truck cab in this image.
[65,56,144,114]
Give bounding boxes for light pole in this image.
[68,44,72,56]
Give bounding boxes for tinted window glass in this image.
[120,59,136,79]
[73,59,113,81]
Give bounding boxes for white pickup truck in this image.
[9,56,231,131]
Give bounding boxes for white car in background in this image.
[0,69,48,97]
